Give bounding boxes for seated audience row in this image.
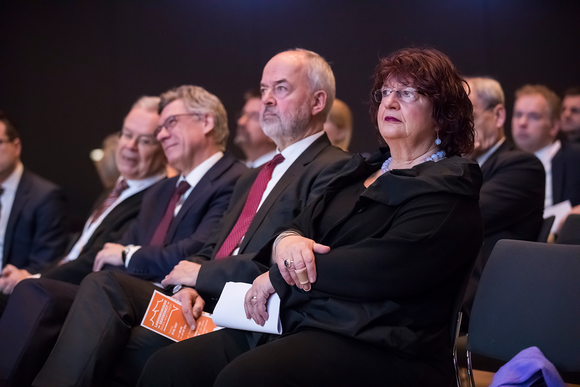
[0,46,576,387]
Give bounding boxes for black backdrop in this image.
[1,0,579,222]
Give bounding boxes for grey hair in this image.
[131,96,161,114]
[466,77,505,110]
[158,85,228,150]
[284,48,336,119]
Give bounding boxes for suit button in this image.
[357,207,366,213]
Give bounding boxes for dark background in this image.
[1,0,579,222]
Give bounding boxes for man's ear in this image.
[493,104,506,129]
[13,138,22,157]
[201,114,215,135]
[549,118,561,138]
[311,91,327,116]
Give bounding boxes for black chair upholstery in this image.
[466,240,580,385]
[557,214,580,245]
[537,215,555,243]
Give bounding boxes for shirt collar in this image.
[246,150,277,168]
[2,162,24,191]
[125,171,166,191]
[477,136,506,167]
[279,131,324,164]
[178,151,224,187]
[534,140,561,166]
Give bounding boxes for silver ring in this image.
[284,259,294,268]
[252,296,257,300]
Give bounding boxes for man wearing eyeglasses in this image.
[0,111,68,303]
[0,86,246,387]
[461,77,545,327]
[234,88,277,168]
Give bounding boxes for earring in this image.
[435,130,441,145]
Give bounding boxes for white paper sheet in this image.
[544,200,572,234]
[212,282,282,335]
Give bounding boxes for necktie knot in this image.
[268,154,285,168]
[175,180,191,196]
[113,179,129,195]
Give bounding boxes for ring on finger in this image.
[284,259,294,268]
[251,296,258,303]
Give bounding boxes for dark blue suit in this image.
[0,153,246,387]
[2,168,68,273]
[552,141,580,207]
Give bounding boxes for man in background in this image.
[0,111,68,305]
[234,89,277,168]
[560,86,580,143]
[512,84,580,209]
[462,78,545,323]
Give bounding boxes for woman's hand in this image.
[173,288,205,330]
[244,273,275,326]
[274,235,330,291]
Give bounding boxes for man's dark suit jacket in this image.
[42,186,151,285]
[191,134,351,309]
[463,141,545,321]
[2,168,68,273]
[552,141,580,207]
[42,153,246,284]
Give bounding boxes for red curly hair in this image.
[370,48,474,156]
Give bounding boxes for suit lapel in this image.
[238,135,331,252]
[480,141,509,180]
[164,153,235,244]
[4,170,31,262]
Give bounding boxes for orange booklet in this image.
[141,290,222,342]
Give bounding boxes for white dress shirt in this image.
[535,140,562,208]
[0,162,24,267]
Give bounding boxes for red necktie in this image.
[149,180,191,246]
[90,179,128,225]
[215,154,285,259]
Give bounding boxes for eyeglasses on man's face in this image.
[373,87,422,104]
[154,113,203,138]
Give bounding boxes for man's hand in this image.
[172,288,205,330]
[244,272,276,326]
[161,261,201,288]
[0,264,31,294]
[93,243,125,272]
[274,235,330,291]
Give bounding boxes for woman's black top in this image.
[269,149,483,357]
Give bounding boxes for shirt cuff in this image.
[124,245,142,268]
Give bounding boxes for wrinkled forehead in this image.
[261,52,308,86]
[124,108,159,136]
[382,74,416,89]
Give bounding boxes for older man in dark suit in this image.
[0,86,246,387]
[461,77,545,323]
[0,112,68,289]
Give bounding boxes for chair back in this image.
[537,215,555,242]
[467,240,580,378]
[557,214,580,245]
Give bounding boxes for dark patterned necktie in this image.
[89,179,128,225]
[149,180,191,246]
[215,154,285,259]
